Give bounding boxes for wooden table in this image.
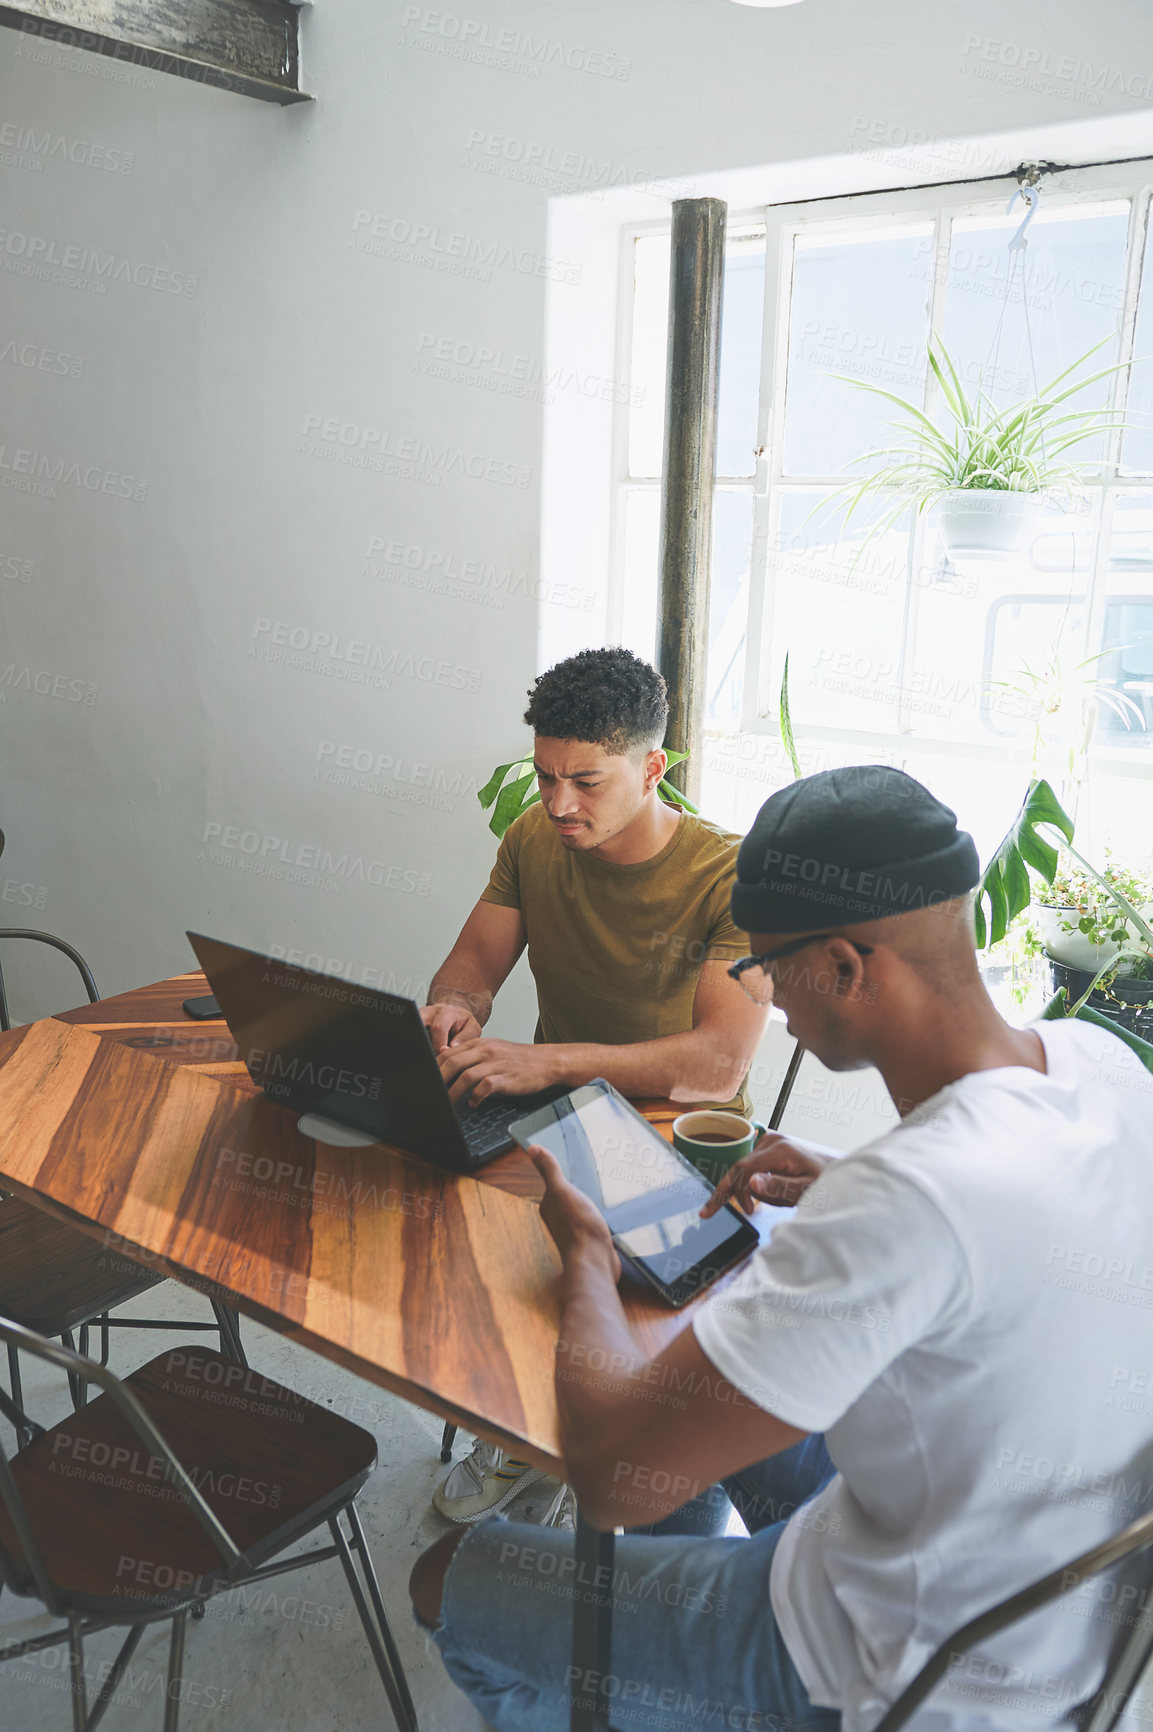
[0,971,739,1729]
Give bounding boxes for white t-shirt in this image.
[693,1019,1153,1732]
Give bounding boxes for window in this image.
[614,166,1153,859]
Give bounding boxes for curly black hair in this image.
[524,647,669,755]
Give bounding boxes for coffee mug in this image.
[672,1110,766,1185]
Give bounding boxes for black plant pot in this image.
[1046,956,1153,1040]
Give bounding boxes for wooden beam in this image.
[0,0,311,105]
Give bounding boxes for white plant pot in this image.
[1036,904,1126,972]
[937,490,1040,554]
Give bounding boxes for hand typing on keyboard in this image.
[437,1036,567,1107]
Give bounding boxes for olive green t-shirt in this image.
[480,802,751,1111]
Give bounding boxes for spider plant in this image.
[832,333,1134,540]
[991,645,1146,800]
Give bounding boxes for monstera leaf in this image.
[1041,988,1153,1075]
[973,778,1075,948]
[478,749,697,840]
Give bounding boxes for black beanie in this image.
[731,766,980,935]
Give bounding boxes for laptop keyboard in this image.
[455,1088,563,1163]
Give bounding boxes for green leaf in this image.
[1041,988,1153,1075]
[778,653,803,780]
[658,776,699,814]
[489,770,538,839]
[477,757,532,810]
[974,778,1075,948]
[480,748,697,834]
[658,748,697,810]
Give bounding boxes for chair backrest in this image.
[0,1316,243,1613]
[0,929,99,1031]
[875,1507,1153,1732]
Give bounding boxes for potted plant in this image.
[831,334,1133,555]
[1033,852,1153,972]
[1029,852,1153,1037]
[975,779,1153,1058]
[477,749,696,839]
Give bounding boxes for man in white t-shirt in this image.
[411,765,1153,1732]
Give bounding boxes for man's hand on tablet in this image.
[701,1132,833,1218]
[527,1145,621,1284]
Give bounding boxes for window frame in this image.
[612,163,1153,783]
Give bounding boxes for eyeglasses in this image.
[728,935,875,1005]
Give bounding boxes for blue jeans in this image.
[428,1436,840,1732]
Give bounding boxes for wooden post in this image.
[657,198,727,805]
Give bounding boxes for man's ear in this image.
[825,937,870,999]
[645,747,668,792]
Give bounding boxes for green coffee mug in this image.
[672,1110,767,1186]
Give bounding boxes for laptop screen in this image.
[186,932,471,1165]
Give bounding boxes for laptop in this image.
[186,932,565,1170]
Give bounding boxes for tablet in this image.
[510,1079,760,1307]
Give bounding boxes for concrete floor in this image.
[0,1280,515,1732]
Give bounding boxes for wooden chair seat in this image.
[0,1347,378,1616]
[0,1198,163,1330]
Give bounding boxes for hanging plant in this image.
[829,333,1134,555]
[477,749,697,840]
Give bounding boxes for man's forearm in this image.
[427,964,494,1026]
[553,1245,657,1521]
[548,1029,746,1103]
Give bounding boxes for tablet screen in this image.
[511,1082,756,1297]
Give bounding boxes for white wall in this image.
[2,0,1152,1122]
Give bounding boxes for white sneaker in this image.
[432,1439,541,1524]
[539,1483,576,1530]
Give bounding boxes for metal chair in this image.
[877,1505,1153,1731]
[0,930,245,1444]
[0,928,100,1035]
[0,1320,418,1732]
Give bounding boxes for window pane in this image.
[717,235,765,478]
[699,731,892,840]
[939,204,1129,470]
[1096,493,1153,750]
[706,492,754,728]
[629,229,766,482]
[1122,209,1153,475]
[981,592,1088,750]
[765,492,911,731]
[619,487,661,660]
[628,236,670,479]
[619,487,754,731]
[1087,770,1153,870]
[910,498,1096,751]
[781,223,932,478]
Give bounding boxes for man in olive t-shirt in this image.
[423,647,766,1114]
[477,798,754,1112]
[419,647,769,1522]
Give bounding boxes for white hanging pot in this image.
[936,489,1041,554]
